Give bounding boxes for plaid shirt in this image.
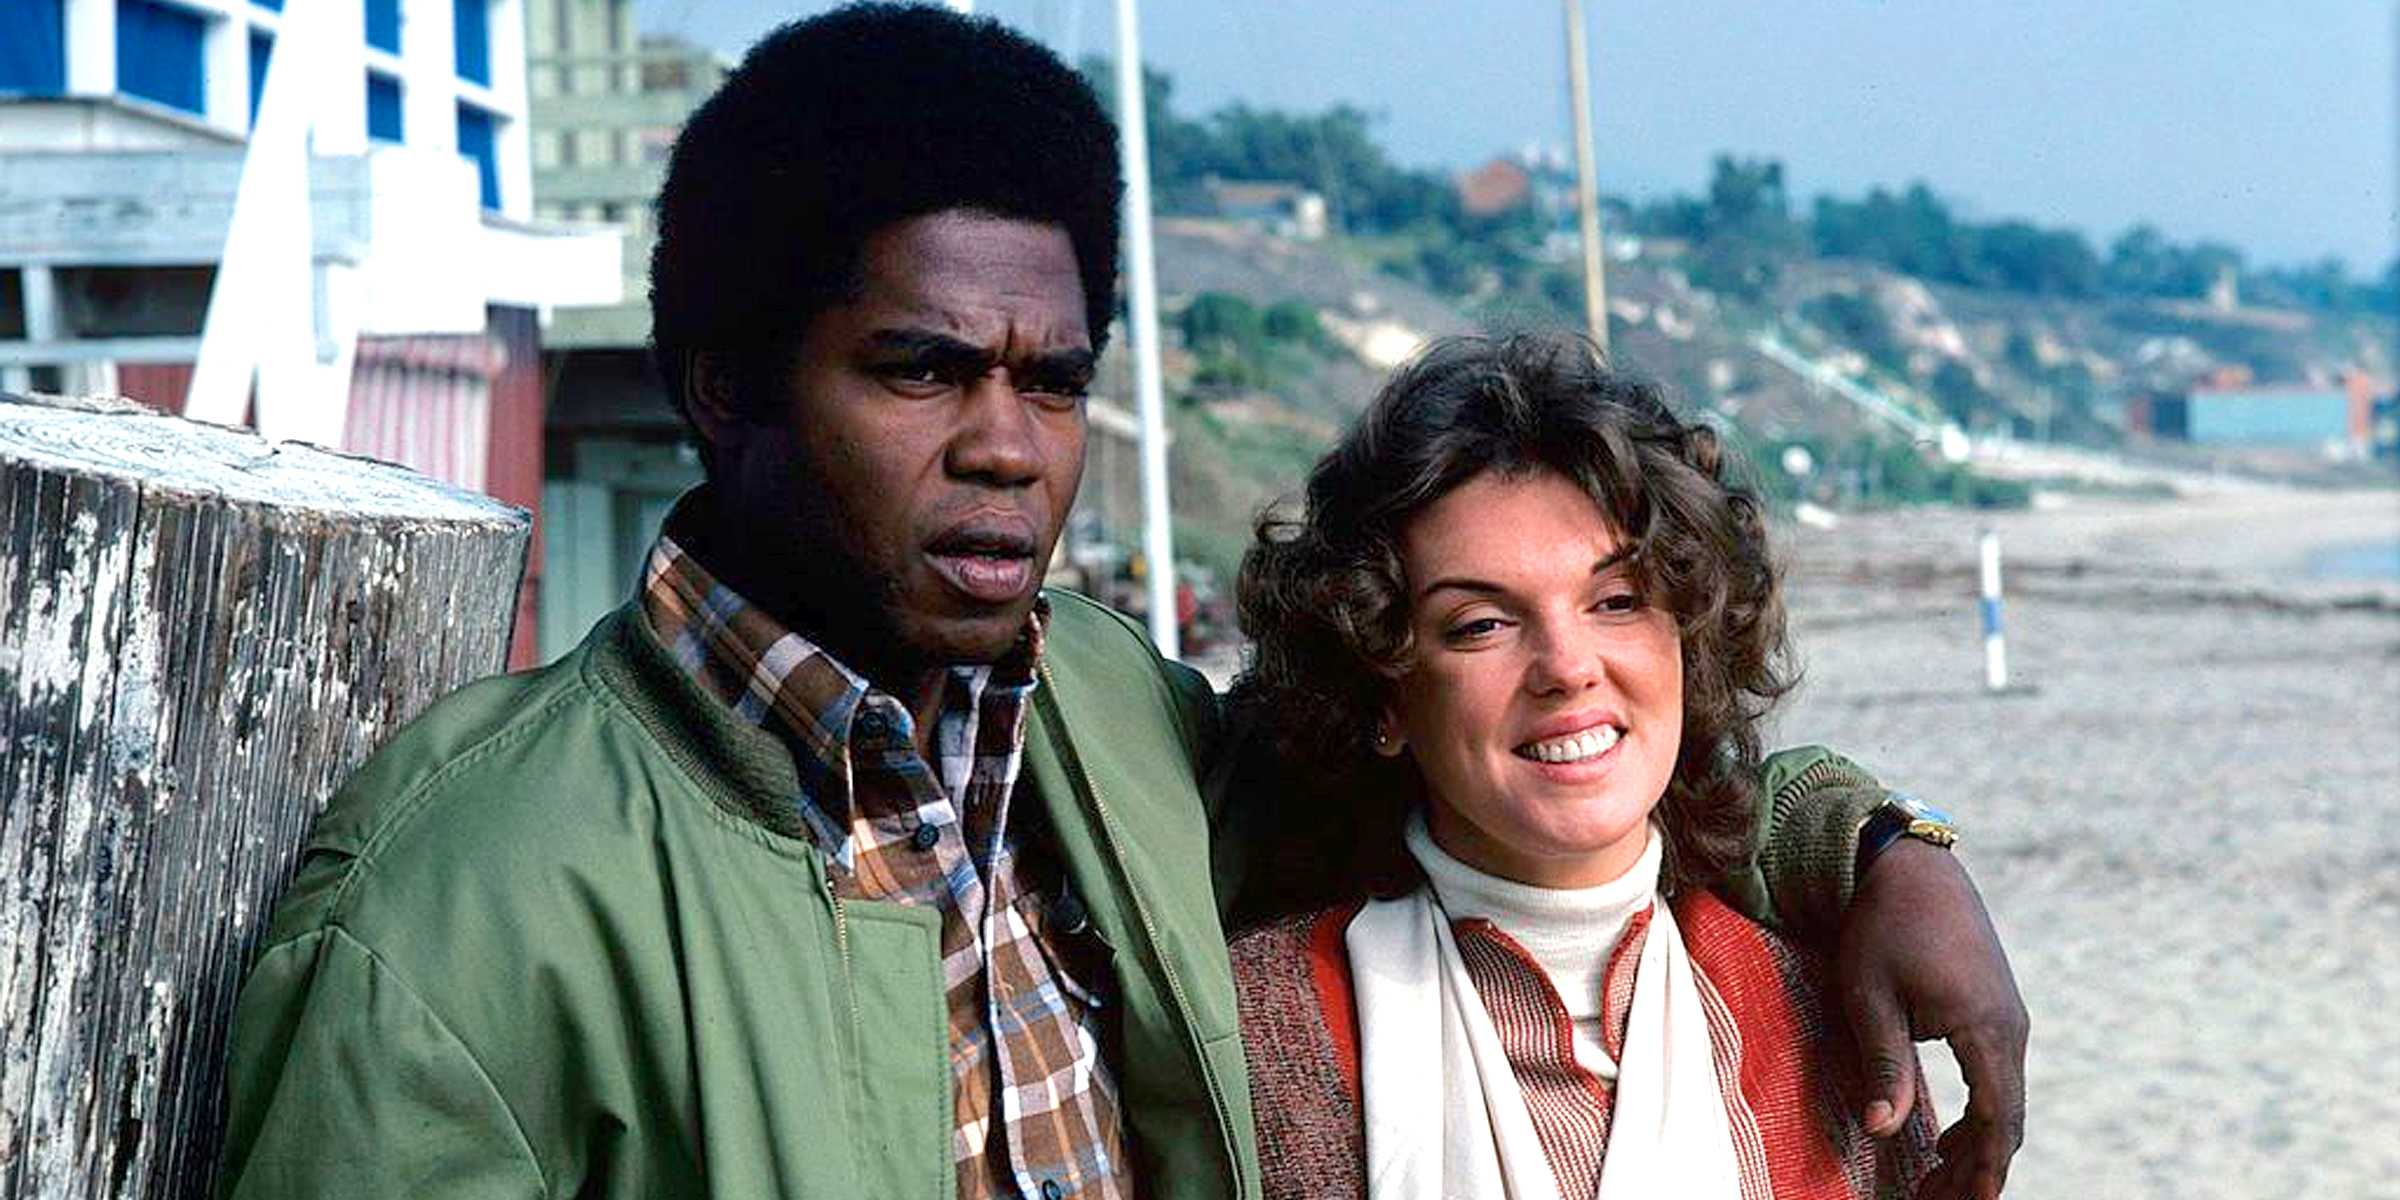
[640,531,1130,1200]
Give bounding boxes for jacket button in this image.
[1041,1181,1063,1200]
[1052,890,1090,936]
[910,824,941,852]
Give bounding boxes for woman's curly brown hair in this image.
[1232,332,1795,904]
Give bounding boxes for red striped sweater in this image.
[1229,891,1938,1199]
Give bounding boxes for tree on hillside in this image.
[2101,225,2244,300]
[1964,221,2102,297]
[1802,291,1907,375]
[1080,56,1459,238]
[1080,59,1218,213]
[1810,184,1969,280]
[1684,155,1802,301]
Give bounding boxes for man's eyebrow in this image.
[1019,347,1097,379]
[859,331,1093,380]
[860,328,993,365]
[1415,544,1637,601]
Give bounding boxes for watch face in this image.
[1890,790,1954,827]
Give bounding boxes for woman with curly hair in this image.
[1228,332,1938,1199]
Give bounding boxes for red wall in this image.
[484,306,547,671]
[116,362,195,415]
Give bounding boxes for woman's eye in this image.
[1444,617,1505,641]
[1596,593,1643,614]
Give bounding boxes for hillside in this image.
[1107,218,2395,588]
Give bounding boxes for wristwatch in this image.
[1854,791,1959,879]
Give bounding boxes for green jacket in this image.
[219,591,1255,1198]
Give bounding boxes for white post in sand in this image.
[1980,530,2009,692]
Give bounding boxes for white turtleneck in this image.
[1404,813,1663,1082]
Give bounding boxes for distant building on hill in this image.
[1457,147,1582,258]
[1456,157,1530,217]
[2127,371,2380,458]
[1201,176,1326,240]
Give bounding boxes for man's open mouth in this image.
[926,525,1037,604]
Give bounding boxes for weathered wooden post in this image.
[0,394,531,1198]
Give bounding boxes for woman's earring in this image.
[1373,726,1405,757]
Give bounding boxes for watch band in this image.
[1854,792,1958,879]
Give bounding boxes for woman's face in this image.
[1387,468,1684,888]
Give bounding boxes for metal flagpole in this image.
[1114,0,1180,657]
[1564,0,1610,354]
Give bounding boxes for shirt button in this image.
[910,824,940,852]
[1041,1181,1063,1200]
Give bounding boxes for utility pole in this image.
[1564,0,1610,354]
[1114,0,1179,657]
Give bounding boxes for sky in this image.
[629,0,2397,275]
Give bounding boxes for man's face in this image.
[708,210,1092,680]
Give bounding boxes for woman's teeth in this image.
[1518,725,1622,763]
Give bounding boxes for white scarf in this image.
[1348,819,1743,1200]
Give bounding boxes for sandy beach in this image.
[1771,486,2400,1200]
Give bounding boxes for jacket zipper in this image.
[822,870,862,1031]
[1036,662,1249,1199]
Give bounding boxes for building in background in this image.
[0,0,619,665]
[1200,176,1326,241]
[1455,157,1530,219]
[2127,372,2382,459]
[523,0,724,657]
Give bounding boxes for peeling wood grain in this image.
[0,396,530,1198]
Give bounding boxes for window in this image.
[0,270,24,340]
[456,103,500,209]
[117,0,210,116]
[364,0,399,53]
[0,0,66,95]
[366,71,402,142]
[246,30,271,127]
[452,0,489,85]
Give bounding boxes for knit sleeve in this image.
[1716,746,1888,945]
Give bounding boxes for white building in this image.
[1,0,619,665]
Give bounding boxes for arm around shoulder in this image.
[218,926,547,1199]
[1721,744,1889,939]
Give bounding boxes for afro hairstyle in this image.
[648,2,1123,426]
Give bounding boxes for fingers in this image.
[1951,1011,2029,1169]
[1911,1017,2027,1199]
[1913,1114,2007,1200]
[1842,970,1919,1137]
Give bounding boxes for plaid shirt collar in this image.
[636,522,1048,862]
